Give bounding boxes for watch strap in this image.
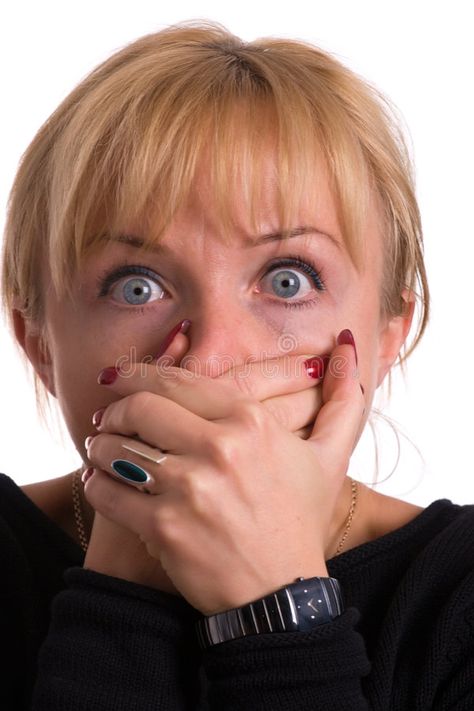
[197,576,343,648]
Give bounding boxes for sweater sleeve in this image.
[201,608,371,710]
[31,567,200,711]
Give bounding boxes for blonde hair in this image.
[1,20,429,423]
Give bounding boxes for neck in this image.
[324,476,358,559]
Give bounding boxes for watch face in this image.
[288,577,344,631]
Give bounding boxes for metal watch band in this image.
[196,576,344,648]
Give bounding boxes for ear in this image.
[11,307,57,397]
[376,289,415,387]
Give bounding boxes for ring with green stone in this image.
[111,459,153,486]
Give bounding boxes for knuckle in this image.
[155,363,199,393]
[156,367,184,392]
[204,430,239,469]
[151,504,177,541]
[263,398,289,430]
[232,371,256,398]
[183,473,212,514]
[180,469,198,498]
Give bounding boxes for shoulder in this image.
[333,495,474,605]
[0,472,37,530]
[376,494,474,567]
[419,502,474,675]
[393,498,474,581]
[0,472,83,569]
[393,499,474,641]
[425,499,474,564]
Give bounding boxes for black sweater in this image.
[1,472,473,710]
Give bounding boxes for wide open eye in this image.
[258,256,325,303]
[98,265,166,306]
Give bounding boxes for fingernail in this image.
[154,319,191,359]
[111,459,153,485]
[92,407,106,427]
[81,467,94,484]
[304,355,326,379]
[337,329,358,365]
[84,435,96,450]
[97,366,121,385]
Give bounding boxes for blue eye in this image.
[97,265,166,306]
[270,270,305,298]
[260,256,325,304]
[111,277,164,306]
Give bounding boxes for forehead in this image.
[56,126,385,307]
[118,154,382,270]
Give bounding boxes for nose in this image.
[178,299,274,379]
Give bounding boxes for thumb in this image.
[308,330,365,475]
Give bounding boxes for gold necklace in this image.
[72,468,89,552]
[335,478,358,556]
[72,468,358,557]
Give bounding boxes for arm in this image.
[202,608,370,711]
[31,567,200,711]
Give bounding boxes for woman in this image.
[1,21,473,710]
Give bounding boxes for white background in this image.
[0,1,472,506]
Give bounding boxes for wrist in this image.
[197,575,344,648]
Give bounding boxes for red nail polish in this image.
[92,407,106,427]
[97,366,120,385]
[154,319,191,359]
[304,355,326,379]
[337,329,358,365]
[81,467,94,484]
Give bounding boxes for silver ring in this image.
[121,442,167,465]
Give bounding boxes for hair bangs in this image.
[42,30,376,308]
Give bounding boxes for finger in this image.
[308,339,365,472]
[86,432,176,492]
[262,385,322,432]
[96,352,327,423]
[215,353,328,401]
[152,319,191,362]
[155,330,190,367]
[84,468,164,542]
[95,390,214,454]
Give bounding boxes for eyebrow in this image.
[107,226,339,252]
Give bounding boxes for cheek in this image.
[340,287,384,383]
[75,300,176,364]
[361,326,386,399]
[47,317,127,452]
[54,364,115,457]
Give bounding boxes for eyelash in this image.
[96,254,326,313]
[263,255,326,310]
[96,264,160,315]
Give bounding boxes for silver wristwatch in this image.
[196,576,344,648]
